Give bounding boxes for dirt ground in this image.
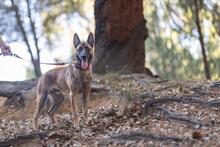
[1,74,220,146]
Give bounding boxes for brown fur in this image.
[33,33,94,129]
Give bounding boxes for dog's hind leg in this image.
[33,91,47,130]
[47,90,64,123]
[46,95,56,123]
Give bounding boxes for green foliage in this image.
[144,0,220,80]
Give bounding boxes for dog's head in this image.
[73,33,94,70]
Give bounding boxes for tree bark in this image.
[94,0,148,74]
[194,0,211,80]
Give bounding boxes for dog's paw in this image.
[81,117,88,125]
[33,125,38,130]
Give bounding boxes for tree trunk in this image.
[94,0,148,74]
[194,0,211,80]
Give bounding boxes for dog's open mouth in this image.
[81,61,89,69]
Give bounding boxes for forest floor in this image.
[0,74,220,146]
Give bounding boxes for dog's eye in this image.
[78,47,83,52]
[85,46,91,51]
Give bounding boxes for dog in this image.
[33,33,94,129]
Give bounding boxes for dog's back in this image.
[37,66,70,96]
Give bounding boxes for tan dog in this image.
[33,33,94,129]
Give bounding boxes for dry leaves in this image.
[0,74,220,146]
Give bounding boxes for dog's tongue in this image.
[81,61,88,69]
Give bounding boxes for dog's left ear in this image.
[73,33,81,49]
[87,33,94,48]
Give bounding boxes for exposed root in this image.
[108,131,183,142]
[154,105,207,127]
[144,95,220,110]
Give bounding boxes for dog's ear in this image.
[87,33,94,48]
[73,33,81,48]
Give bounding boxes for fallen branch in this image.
[0,132,47,146]
[109,131,183,142]
[155,105,207,127]
[0,80,109,98]
[0,80,37,97]
[0,79,110,108]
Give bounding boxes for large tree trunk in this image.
[94,0,148,74]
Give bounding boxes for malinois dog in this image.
[33,33,94,129]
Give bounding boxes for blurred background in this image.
[0,0,219,81]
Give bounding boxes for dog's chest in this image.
[72,78,84,91]
[71,71,91,92]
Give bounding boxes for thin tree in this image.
[26,0,41,77]
[194,0,211,80]
[10,0,41,77]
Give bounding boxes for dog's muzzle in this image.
[78,54,89,70]
[81,60,88,70]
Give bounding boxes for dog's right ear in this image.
[87,33,94,48]
[73,33,81,49]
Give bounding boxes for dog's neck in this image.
[69,59,92,83]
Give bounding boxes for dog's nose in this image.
[82,54,87,60]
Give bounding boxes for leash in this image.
[0,53,68,65]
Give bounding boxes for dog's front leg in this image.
[82,84,90,123]
[70,91,79,126]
